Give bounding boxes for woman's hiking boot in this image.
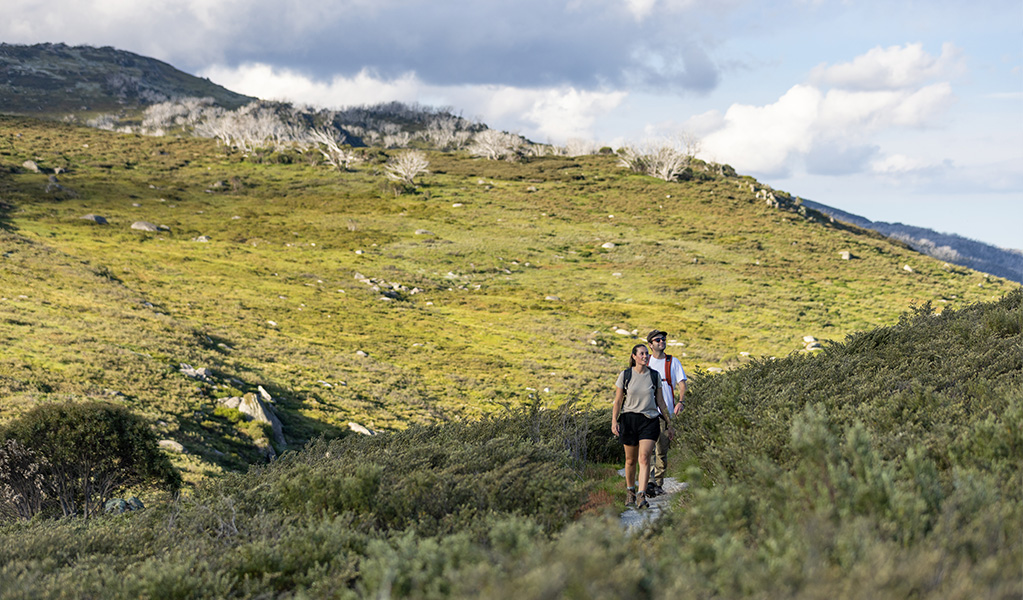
[637,491,649,509]
[625,488,637,508]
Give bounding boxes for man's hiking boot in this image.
[626,488,637,508]
[647,482,664,498]
[637,491,650,509]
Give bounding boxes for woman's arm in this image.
[611,385,624,436]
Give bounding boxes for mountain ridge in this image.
[802,199,1022,283]
[0,42,254,116]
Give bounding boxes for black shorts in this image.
[619,412,661,446]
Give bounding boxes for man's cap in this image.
[647,329,667,342]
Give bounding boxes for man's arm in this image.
[673,358,687,416]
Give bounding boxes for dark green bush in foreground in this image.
[0,291,1020,598]
[0,402,181,519]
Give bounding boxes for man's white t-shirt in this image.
[648,355,686,414]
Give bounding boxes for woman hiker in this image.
[611,343,674,509]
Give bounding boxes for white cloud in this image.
[694,44,960,177]
[200,63,422,107]
[809,42,964,91]
[697,84,822,176]
[198,63,626,143]
[623,0,659,20]
[869,153,937,175]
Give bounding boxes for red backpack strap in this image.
[664,355,675,400]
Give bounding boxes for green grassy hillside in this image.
[0,115,1016,482]
[0,285,1018,599]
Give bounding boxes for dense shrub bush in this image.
[0,402,181,519]
[0,292,1019,598]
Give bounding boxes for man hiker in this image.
[645,329,687,497]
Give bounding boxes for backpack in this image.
[622,367,660,399]
[663,354,675,401]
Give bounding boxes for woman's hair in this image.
[629,343,648,367]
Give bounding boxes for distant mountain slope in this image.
[802,199,1023,284]
[0,42,254,116]
[1,42,1017,284]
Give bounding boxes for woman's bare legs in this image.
[637,439,656,493]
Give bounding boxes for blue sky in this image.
[4,0,1021,249]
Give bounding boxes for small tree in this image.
[384,149,430,188]
[1,402,181,519]
[618,133,700,182]
[467,129,526,160]
[308,127,361,171]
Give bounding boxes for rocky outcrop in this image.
[238,392,285,449]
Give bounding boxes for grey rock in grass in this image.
[179,364,212,381]
[840,251,852,260]
[348,422,376,436]
[414,229,434,236]
[193,235,211,242]
[239,392,285,448]
[22,160,40,173]
[158,439,185,453]
[80,214,108,225]
[218,396,242,409]
[258,385,274,403]
[131,221,160,232]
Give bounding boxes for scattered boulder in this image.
[414,229,434,236]
[179,364,212,381]
[131,221,160,232]
[105,496,145,515]
[903,265,915,273]
[802,336,823,352]
[840,251,852,260]
[545,295,561,301]
[348,422,377,436]
[601,242,616,249]
[258,385,274,403]
[356,350,369,357]
[80,214,108,225]
[238,392,285,448]
[158,439,185,453]
[218,396,241,409]
[22,160,40,173]
[193,235,211,242]
[615,328,632,336]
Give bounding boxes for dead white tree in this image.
[467,129,526,160]
[308,128,361,171]
[385,149,430,187]
[618,133,700,182]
